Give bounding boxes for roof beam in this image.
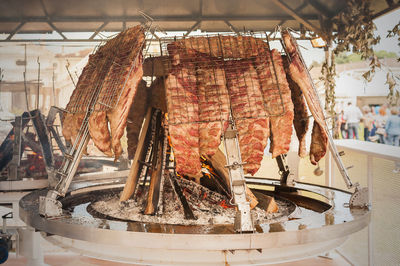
[39,0,67,39]
[306,0,334,18]
[6,22,26,40]
[89,21,109,40]
[0,35,311,43]
[372,3,400,19]
[0,14,319,24]
[184,20,201,37]
[268,1,308,37]
[271,0,322,36]
[47,21,67,39]
[385,0,394,7]
[224,20,239,34]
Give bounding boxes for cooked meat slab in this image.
[225,59,269,175]
[283,56,309,158]
[62,26,145,161]
[165,65,202,177]
[282,30,328,164]
[196,59,230,158]
[254,49,294,158]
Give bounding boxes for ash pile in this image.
[90,175,293,226]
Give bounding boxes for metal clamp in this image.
[223,117,254,233]
[39,190,63,218]
[349,186,369,209]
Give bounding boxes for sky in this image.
[298,8,400,67]
[373,8,400,54]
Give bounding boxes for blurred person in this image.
[362,105,374,141]
[337,110,348,139]
[385,107,400,173]
[375,107,388,144]
[385,107,400,146]
[343,102,363,139]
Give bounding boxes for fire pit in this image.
[88,178,295,226]
[19,178,370,265]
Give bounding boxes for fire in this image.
[219,200,230,209]
[202,192,207,200]
[200,156,218,177]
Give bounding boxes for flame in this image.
[200,156,218,177]
[202,192,207,200]
[219,200,232,209]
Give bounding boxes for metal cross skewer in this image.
[281,30,368,208]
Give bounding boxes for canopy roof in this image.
[0,0,398,42]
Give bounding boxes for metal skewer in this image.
[281,30,368,208]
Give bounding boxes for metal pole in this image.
[324,149,332,187]
[36,57,40,110]
[23,44,30,111]
[367,155,373,266]
[0,68,3,112]
[52,64,56,106]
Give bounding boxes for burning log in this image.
[169,173,196,220]
[174,174,234,211]
[205,148,258,209]
[144,110,164,215]
[120,108,153,201]
[206,148,278,213]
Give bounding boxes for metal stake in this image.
[223,115,254,233]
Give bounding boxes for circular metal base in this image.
[0,178,48,191]
[19,179,370,265]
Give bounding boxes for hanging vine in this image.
[386,21,400,105]
[320,50,336,130]
[332,0,381,81]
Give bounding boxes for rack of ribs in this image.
[254,48,294,158]
[165,72,202,178]
[196,58,230,158]
[62,26,145,161]
[225,59,269,175]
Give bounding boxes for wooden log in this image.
[205,148,280,212]
[252,191,279,213]
[120,108,153,201]
[169,173,196,220]
[206,148,259,209]
[144,110,164,215]
[144,134,164,215]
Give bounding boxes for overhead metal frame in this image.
[0,0,397,42]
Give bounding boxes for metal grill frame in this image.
[65,26,148,114]
[160,33,287,126]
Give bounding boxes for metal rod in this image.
[36,57,40,110]
[283,31,354,189]
[52,64,56,106]
[65,60,76,87]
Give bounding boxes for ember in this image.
[90,178,293,226]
